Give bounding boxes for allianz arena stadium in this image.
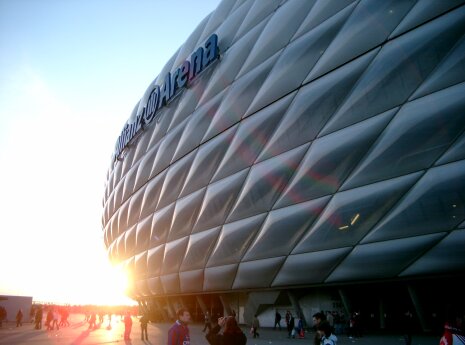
[102,0,465,331]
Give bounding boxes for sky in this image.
[0,0,221,306]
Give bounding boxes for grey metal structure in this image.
[102,0,465,328]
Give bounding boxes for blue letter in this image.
[158,72,171,109]
[144,86,160,124]
[189,47,204,81]
[170,68,181,97]
[178,60,190,89]
[203,34,219,68]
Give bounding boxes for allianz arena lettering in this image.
[114,33,219,161]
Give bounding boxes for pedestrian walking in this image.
[140,312,149,340]
[203,311,211,332]
[16,308,23,327]
[34,306,43,330]
[288,313,295,338]
[0,306,6,328]
[252,314,260,338]
[124,312,133,340]
[88,312,97,330]
[51,308,60,330]
[274,311,282,330]
[285,310,291,327]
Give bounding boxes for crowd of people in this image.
[28,305,73,330]
[0,307,27,328]
[199,309,331,345]
[0,302,140,343]
[81,308,146,341]
[2,302,464,345]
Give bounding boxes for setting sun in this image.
[74,261,135,306]
[91,264,132,305]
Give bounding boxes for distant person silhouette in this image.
[0,306,6,327]
[252,314,260,338]
[35,306,43,329]
[88,312,97,330]
[46,309,53,330]
[106,313,112,330]
[203,311,211,332]
[51,308,60,330]
[274,311,282,330]
[287,313,295,338]
[16,308,23,327]
[140,312,149,340]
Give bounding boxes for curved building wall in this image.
[102,0,465,300]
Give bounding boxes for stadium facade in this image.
[102,0,465,331]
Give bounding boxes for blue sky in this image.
[0,0,221,305]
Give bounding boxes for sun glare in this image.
[71,262,136,307]
[96,264,134,306]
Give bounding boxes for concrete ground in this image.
[0,314,440,345]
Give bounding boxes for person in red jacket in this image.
[440,315,464,345]
[123,312,133,340]
[168,309,191,345]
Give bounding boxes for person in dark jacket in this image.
[35,306,43,330]
[222,316,246,345]
[274,311,282,330]
[252,315,260,338]
[16,309,23,327]
[210,316,246,345]
[313,311,327,343]
[0,306,6,328]
[206,317,222,345]
[287,313,295,338]
[203,311,212,332]
[140,312,149,340]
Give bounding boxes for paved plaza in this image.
[0,314,440,345]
